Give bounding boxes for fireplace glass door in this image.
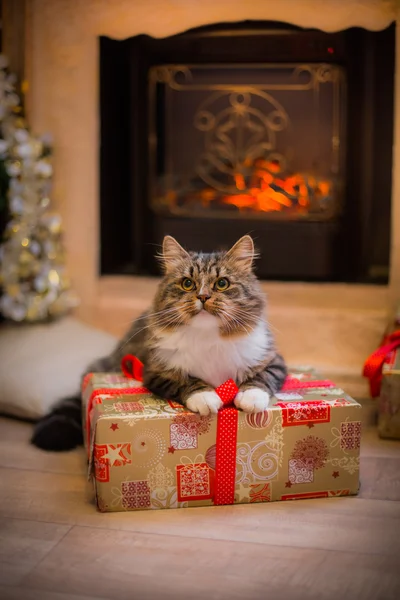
[149,63,346,221]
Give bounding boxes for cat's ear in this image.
[226,235,256,270]
[159,236,190,273]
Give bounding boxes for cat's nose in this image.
[197,294,211,304]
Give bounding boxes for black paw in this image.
[31,414,83,452]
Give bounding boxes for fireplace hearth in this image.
[100,21,394,281]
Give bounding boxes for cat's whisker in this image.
[116,307,179,328]
[118,307,184,348]
[154,312,184,329]
[217,311,231,333]
[154,306,191,327]
[220,313,236,335]
[229,306,279,335]
[117,323,154,350]
[217,308,254,335]
[220,306,252,323]
[147,307,181,321]
[227,312,255,334]
[228,312,255,327]
[152,304,196,333]
[151,313,187,339]
[153,307,184,322]
[229,306,260,321]
[228,310,260,331]
[264,319,281,334]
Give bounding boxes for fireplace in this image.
[100,21,394,281]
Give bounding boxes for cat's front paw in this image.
[234,388,270,413]
[186,390,223,416]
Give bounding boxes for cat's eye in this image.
[215,277,230,291]
[181,278,195,292]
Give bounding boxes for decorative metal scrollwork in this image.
[193,90,289,193]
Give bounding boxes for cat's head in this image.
[152,235,265,337]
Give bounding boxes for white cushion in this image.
[0,317,117,420]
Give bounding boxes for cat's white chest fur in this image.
[156,311,268,387]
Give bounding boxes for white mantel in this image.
[25,0,400,393]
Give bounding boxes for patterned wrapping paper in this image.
[379,347,400,439]
[82,368,361,513]
[366,306,400,440]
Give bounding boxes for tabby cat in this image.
[32,235,287,451]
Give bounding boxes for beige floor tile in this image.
[360,427,400,458]
[0,585,108,600]
[359,456,400,501]
[0,418,86,476]
[23,525,400,600]
[0,518,71,586]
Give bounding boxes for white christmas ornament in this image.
[0,139,8,154]
[34,160,52,178]
[14,128,29,143]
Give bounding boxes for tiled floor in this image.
[0,417,399,600]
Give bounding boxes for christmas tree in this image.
[0,54,78,322]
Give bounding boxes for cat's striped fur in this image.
[32,235,287,451]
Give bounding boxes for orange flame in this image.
[220,160,331,213]
[174,159,332,214]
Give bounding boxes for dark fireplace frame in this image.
[99,21,394,282]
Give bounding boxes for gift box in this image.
[379,351,400,439]
[364,307,400,439]
[83,364,361,512]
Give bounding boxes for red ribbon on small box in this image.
[363,330,400,397]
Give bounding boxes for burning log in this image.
[222,159,333,214]
[162,157,334,216]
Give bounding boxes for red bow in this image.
[363,330,400,397]
[121,354,144,382]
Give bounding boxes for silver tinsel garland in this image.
[0,54,79,322]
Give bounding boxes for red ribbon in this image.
[121,354,144,381]
[281,377,335,391]
[363,330,400,397]
[85,384,149,457]
[85,356,149,456]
